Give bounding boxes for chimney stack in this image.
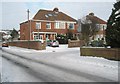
[89,12,94,16]
[53,7,59,13]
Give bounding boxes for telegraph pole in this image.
[27,9,30,40]
[27,9,30,49]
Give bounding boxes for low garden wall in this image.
[9,40,46,50]
[80,47,120,61]
[68,40,85,48]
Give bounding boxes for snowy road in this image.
[1,45,119,82]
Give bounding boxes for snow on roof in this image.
[0,31,7,34]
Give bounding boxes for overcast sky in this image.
[1,0,117,30]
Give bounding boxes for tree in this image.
[66,29,73,40]
[10,28,19,41]
[80,13,99,45]
[106,1,120,48]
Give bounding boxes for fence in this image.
[9,40,46,50]
[80,47,120,61]
[68,40,85,48]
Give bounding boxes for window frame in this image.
[34,34,43,40]
[55,22,60,29]
[67,23,74,29]
[55,21,65,29]
[46,22,51,29]
[36,22,41,29]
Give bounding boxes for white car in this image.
[50,40,59,47]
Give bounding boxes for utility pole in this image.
[103,25,105,41]
[27,9,30,49]
[27,9,30,40]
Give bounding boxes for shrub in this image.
[56,34,68,44]
[91,40,105,47]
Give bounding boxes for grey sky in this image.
[1,0,116,30]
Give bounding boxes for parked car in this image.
[47,40,59,47]
[51,40,59,47]
[2,41,9,47]
[46,40,52,46]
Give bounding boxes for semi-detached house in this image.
[86,13,107,41]
[20,8,78,41]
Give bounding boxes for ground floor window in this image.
[33,33,57,41]
[46,34,50,40]
[34,34,43,40]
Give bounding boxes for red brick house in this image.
[86,13,107,41]
[78,13,107,42]
[20,8,77,41]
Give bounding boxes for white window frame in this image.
[55,22,60,29]
[46,22,51,29]
[36,22,41,29]
[34,34,43,40]
[67,23,74,29]
[55,21,65,29]
[34,35,39,40]
[59,22,65,29]
[39,35,43,40]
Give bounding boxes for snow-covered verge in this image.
[2,45,119,82]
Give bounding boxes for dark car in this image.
[47,40,52,46]
[2,42,9,47]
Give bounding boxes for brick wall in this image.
[68,40,85,48]
[9,41,46,50]
[80,48,120,61]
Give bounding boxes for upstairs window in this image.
[36,22,41,29]
[46,22,51,29]
[67,23,74,29]
[55,22,60,29]
[55,22,65,29]
[59,22,65,29]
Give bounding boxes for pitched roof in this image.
[33,8,77,22]
[86,13,107,24]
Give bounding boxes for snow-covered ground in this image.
[1,45,119,82]
[2,57,44,82]
[3,45,118,69]
[0,49,2,82]
[6,45,80,53]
